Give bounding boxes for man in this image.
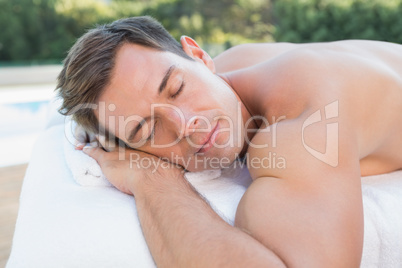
[58,16,402,267]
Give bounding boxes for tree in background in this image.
[0,0,274,63]
[1,0,402,64]
[141,0,273,52]
[0,0,65,61]
[273,0,402,44]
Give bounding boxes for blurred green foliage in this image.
[1,0,402,64]
[0,0,273,63]
[273,0,402,43]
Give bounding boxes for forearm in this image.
[133,172,286,267]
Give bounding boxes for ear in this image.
[180,35,215,73]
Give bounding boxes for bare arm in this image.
[134,167,286,267]
[83,149,286,267]
[235,105,364,267]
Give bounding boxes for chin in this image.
[184,147,241,172]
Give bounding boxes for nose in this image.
[154,104,211,143]
[182,116,202,138]
[158,105,205,140]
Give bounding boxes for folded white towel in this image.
[63,119,111,187]
[7,124,402,268]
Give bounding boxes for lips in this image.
[196,121,220,154]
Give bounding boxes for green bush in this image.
[273,0,402,44]
[0,0,114,63]
[0,0,274,63]
[0,0,65,61]
[1,0,402,64]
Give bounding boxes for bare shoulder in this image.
[243,44,376,175]
[246,110,360,182]
[227,40,402,178]
[258,42,402,163]
[216,40,402,74]
[228,46,350,121]
[213,42,299,73]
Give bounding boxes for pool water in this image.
[0,100,50,167]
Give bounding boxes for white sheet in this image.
[7,124,402,267]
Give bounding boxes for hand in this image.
[82,146,184,196]
[74,124,97,149]
[74,124,117,152]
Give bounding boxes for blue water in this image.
[3,100,49,113]
[0,100,50,138]
[0,100,51,166]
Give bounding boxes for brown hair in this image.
[57,16,191,136]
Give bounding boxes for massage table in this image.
[6,110,402,267]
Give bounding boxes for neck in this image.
[216,72,267,157]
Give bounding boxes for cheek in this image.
[187,74,233,106]
[216,108,244,143]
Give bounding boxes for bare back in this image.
[214,40,402,176]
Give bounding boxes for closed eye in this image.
[146,121,156,142]
[171,81,184,99]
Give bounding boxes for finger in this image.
[96,134,118,152]
[75,143,85,150]
[82,146,106,163]
[74,125,88,147]
[88,131,97,142]
[75,140,98,151]
[74,125,97,149]
[89,140,100,148]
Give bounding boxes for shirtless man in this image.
[58,16,402,267]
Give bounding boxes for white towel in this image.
[7,124,402,268]
[360,172,402,267]
[63,119,111,187]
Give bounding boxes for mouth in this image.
[196,121,220,154]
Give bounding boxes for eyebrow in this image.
[158,65,176,95]
[127,65,175,143]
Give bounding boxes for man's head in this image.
[58,16,248,171]
[58,16,192,133]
